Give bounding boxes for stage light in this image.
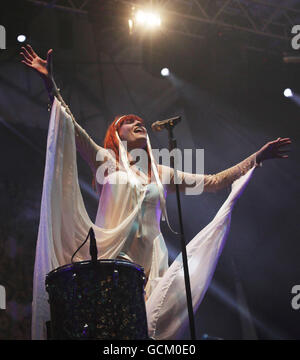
[17,34,26,43]
[161,68,170,77]
[284,88,293,97]
[128,19,133,35]
[147,13,161,27]
[135,10,146,24]
[134,10,161,28]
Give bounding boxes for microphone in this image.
[151,116,181,132]
[89,227,98,263]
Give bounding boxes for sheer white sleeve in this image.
[71,120,104,173]
[159,152,261,194]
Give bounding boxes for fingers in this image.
[20,52,32,64]
[20,52,33,68]
[271,137,292,160]
[20,47,33,61]
[26,44,37,57]
[21,45,32,57]
[277,141,292,150]
[21,59,33,68]
[276,140,292,148]
[46,49,53,65]
[261,137,291,161]
[278,137,291,142]
[278,138,291,144]
[272,137,291,144]
[277,148,291,153]
[271,138,292,151]
[276,148,290,159]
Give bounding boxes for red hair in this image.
[103,114,152,177]
[103,114,143,161]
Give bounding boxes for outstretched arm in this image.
[20,45,101,173]
[159,138,291,194]
[200,151,259,192]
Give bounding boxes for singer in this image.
[21,45,291,340]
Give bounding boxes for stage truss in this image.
[25,0,300,42]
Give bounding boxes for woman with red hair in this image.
[21,46,291,340]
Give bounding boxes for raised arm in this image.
[20,45,101,173]
[159,138,291,194]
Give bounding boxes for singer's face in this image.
[118,118,147,149]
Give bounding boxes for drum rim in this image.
[46,258,144,280]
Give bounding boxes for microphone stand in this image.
[166,122,196,340]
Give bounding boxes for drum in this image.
[45,259,149,340]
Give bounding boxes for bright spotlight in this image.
[134,9,161,28]
[161,68,170,77]
[135,10,146,24]
[147,13,161,27]
[284,88,293,98]
[17,34,26,43]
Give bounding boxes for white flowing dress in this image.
[31,98,260,340]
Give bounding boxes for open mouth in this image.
[133,127,145,134]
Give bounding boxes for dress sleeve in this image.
[72,120,102,173]
[53,95,104,173]
[159,152,261,194]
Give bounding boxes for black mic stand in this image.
[166,122,196,340]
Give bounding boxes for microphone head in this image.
[151,122,162,132]
[151,116,181,132]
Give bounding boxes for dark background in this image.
[0,0,299,340]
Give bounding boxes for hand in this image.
[256,137,291,163]
[20,44,53,80]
